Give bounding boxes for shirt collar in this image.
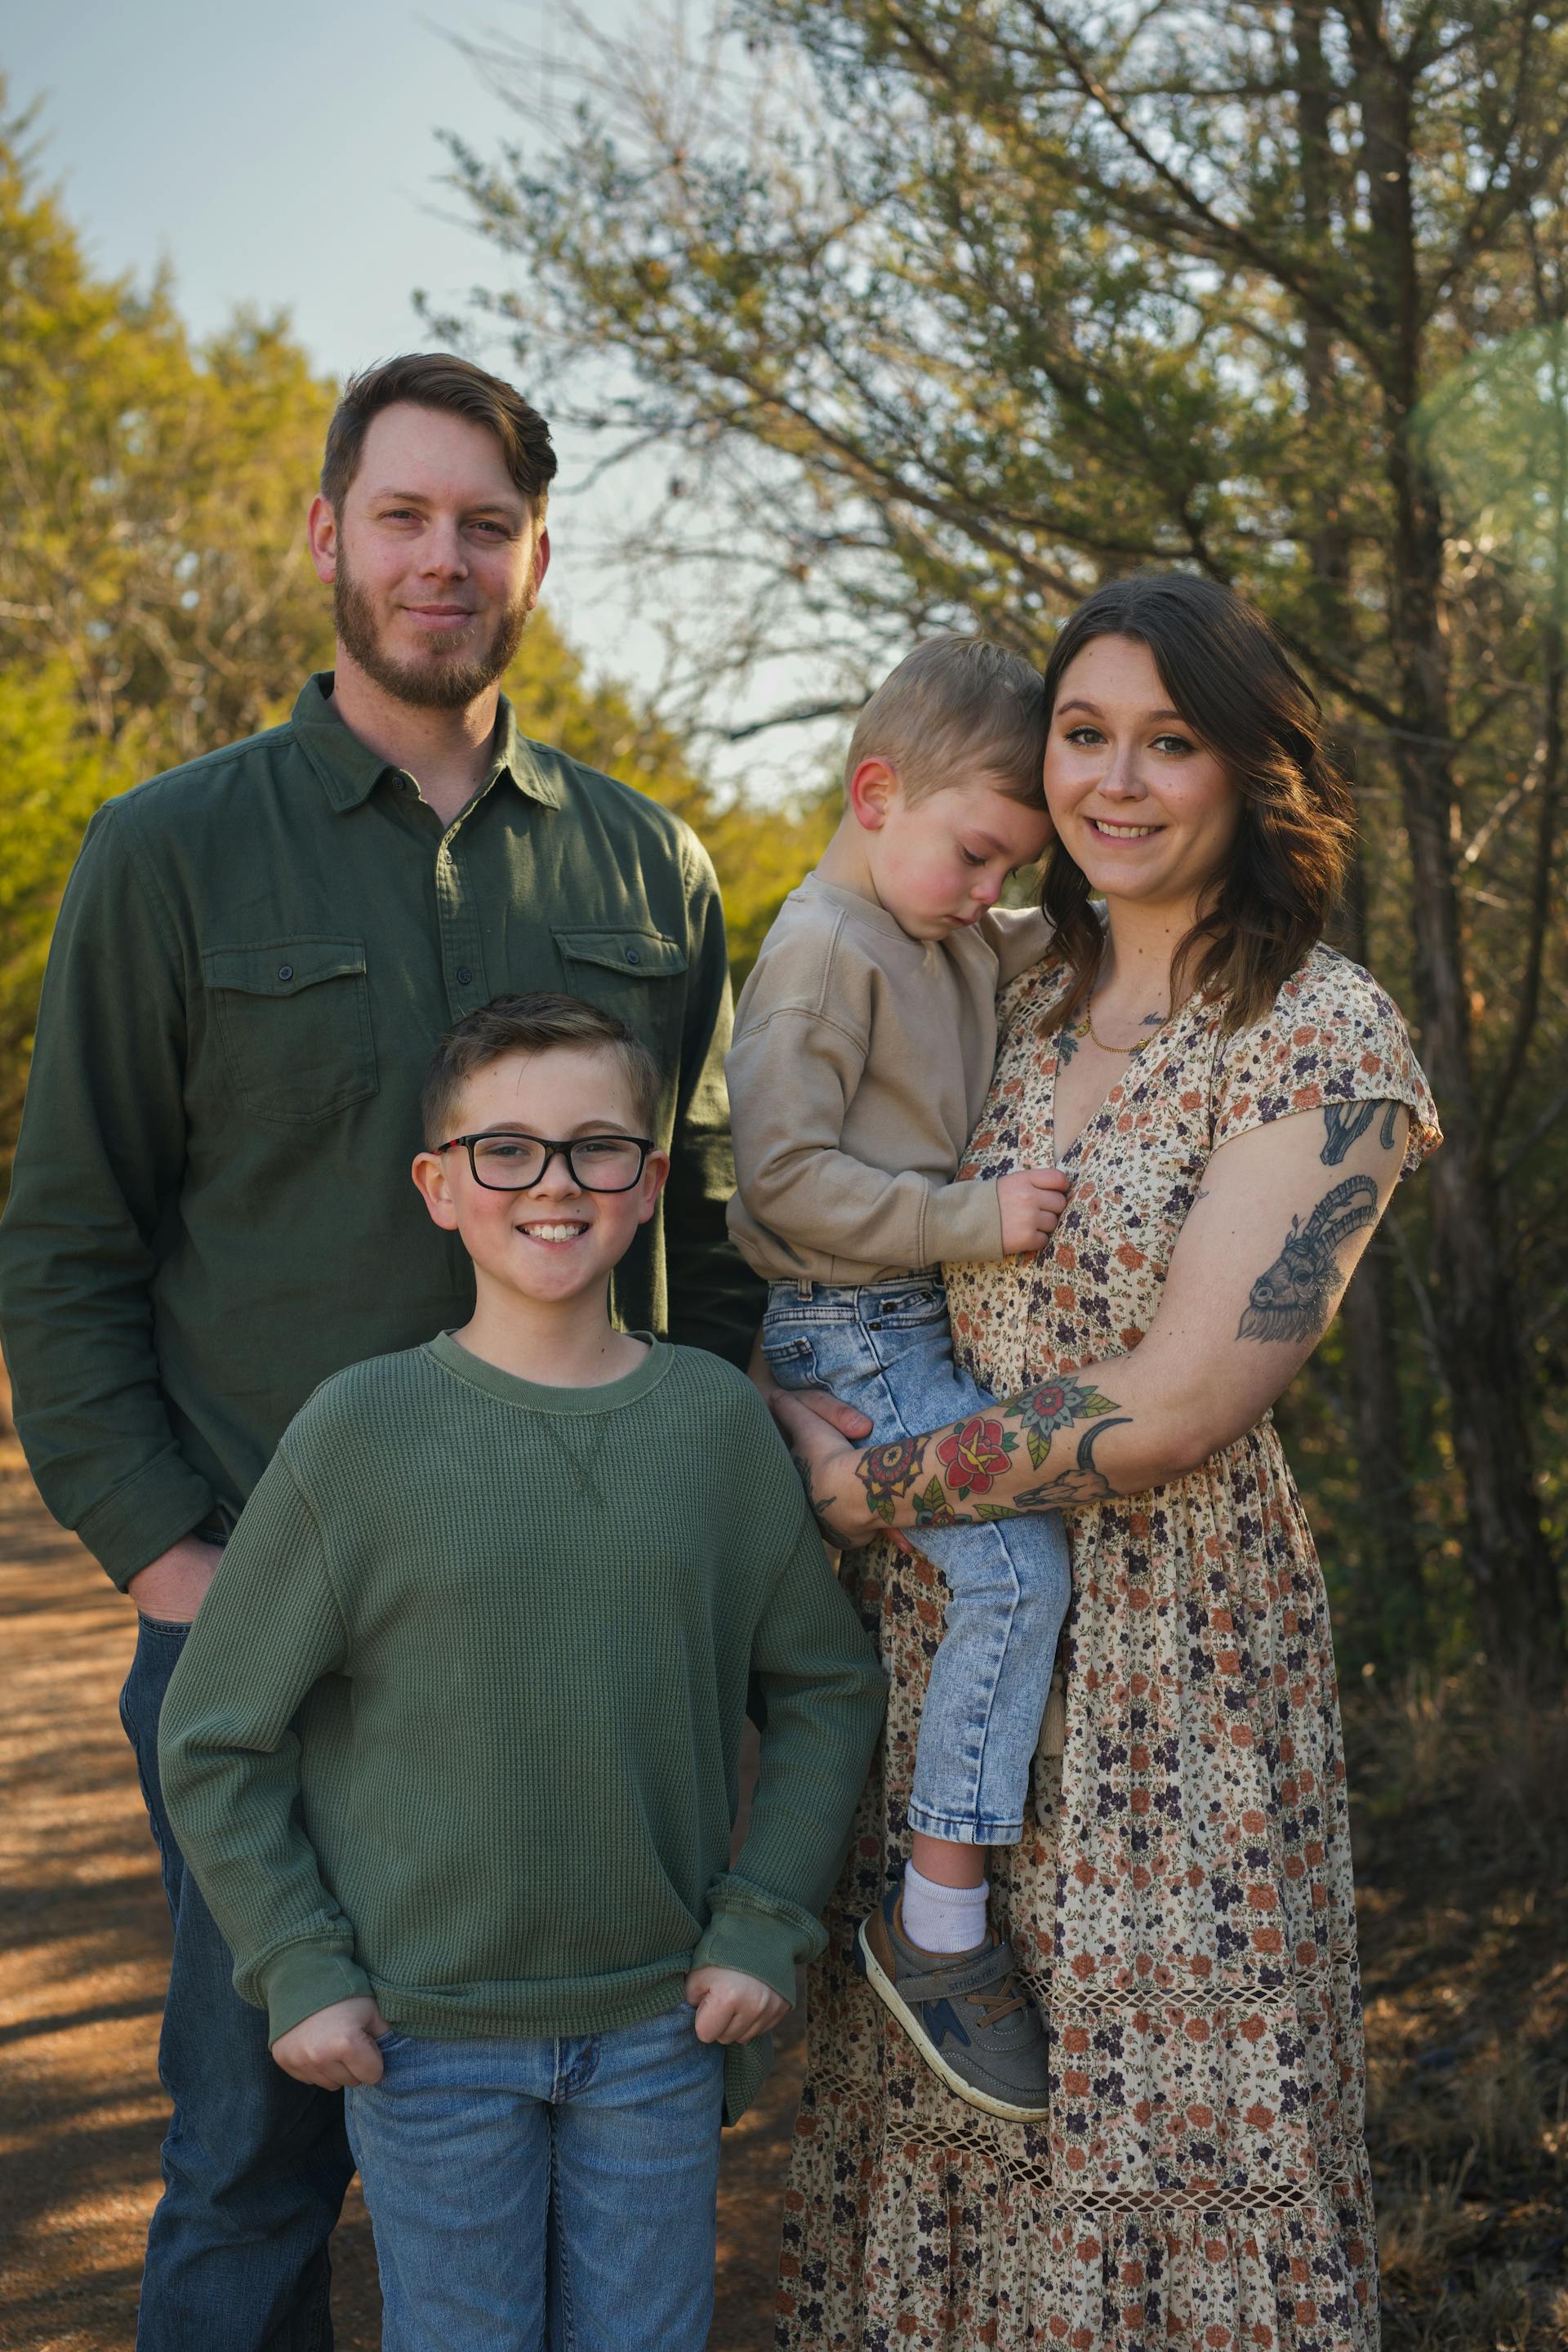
[290,674,564,813]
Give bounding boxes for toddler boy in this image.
[159,992,884,2352]
[728,635,1068,2122]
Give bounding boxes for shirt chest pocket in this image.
[552,927,688,1065]
[202,938,377,1125]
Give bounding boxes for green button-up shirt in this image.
[0,675,762,1588]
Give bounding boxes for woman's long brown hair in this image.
[1038,575,1355,1036]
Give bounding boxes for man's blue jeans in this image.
[762,1276,1070,1843]
[119,1614,354,2352]
[344,2005,726,2352]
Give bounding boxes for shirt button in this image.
[456,967,473,986]
[625,947,641,965]
[277,964,293,982]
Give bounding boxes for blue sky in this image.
[11,0,577,374]
[7,0,737,749]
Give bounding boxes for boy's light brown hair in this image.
[322,353,558,518]
[845,635,1049,807]
[421,994,662,1149]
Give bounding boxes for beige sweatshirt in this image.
[726,874,1053,1285]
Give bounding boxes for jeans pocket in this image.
[872,1283,950,1328]
[760,1332,820,1390]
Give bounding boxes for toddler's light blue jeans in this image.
[763,1275,1070,1843]
[344,2002,724,2352]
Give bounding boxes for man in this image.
[0,353,764,2352]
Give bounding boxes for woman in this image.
[772,573,1440,2351]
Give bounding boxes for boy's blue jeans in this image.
[344,2007,725,2352]
[763,1276,1070,1843]
[118,1613,354,2352]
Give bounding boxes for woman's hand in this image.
[767,1388,880,1548]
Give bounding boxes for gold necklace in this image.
[1081,1004,1166,1054]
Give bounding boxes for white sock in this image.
[901,1860,989,1954]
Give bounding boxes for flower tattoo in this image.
[860,1434,930,1524]
[911,1478,959,1527]
[934,1415,1016,1494]
[1018,1377,1119,1467]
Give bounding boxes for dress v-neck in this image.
[1047,996,1205,1168]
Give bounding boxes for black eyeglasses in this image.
[435,1130,656,1193]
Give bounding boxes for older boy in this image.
[158,994,884,2352]
[730,635,1069,2122]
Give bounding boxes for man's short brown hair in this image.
[322,353,558,516]
[421,994,662,1148]
[845,635,1048,807]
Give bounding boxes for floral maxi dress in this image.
[775,945,1441,2352]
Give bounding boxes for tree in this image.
[0,96,831,1180]
[447,0,1568,1667]
[501,613,835,981]
[0,664,133,1165]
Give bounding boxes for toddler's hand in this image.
[271,1995,391,2088]
[684,1965,791,2045]
[997,1166,1071,1254]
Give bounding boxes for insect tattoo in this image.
[1237,1174,1379,1343]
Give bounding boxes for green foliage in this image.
[0,101,337,764]
[0,665,134,1159]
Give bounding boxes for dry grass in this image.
[1348,1670,1568,2350]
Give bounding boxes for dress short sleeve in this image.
[1213,947,1441,1178]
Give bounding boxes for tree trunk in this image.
[1339,843,1428,1652]
[1292,9,1430,1655]
[1345,32,1562,1669]
[1385,435,1561,1668]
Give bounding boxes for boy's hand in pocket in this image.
[684,1966,790,2044]
[998,1166,1071,1254]
[271,1995,392,2087]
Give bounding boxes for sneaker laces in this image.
[973,1964,1031,2030]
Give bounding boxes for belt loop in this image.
[795,1279,812,1300]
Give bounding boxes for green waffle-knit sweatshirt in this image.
[158,1333,884,2122]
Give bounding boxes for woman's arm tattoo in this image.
[1009,1416,1134,1512]
[1237,1174,1379,1343]
[1321,1099,1401,1165]
[855,1379,1125,1527]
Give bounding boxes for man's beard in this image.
[333,554,537,711]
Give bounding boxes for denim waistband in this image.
[766,1276,945,1307]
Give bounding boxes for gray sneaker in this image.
[856,1886,1050,2122]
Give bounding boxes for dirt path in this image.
[10,1422,1562,2352]
[0,1438,797,2350]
